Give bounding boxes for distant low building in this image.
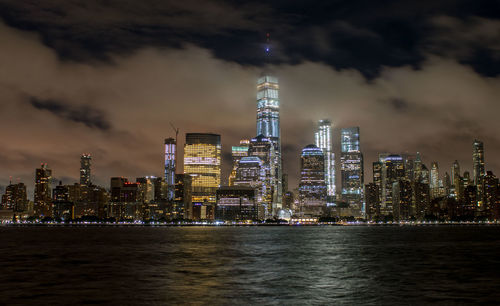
[216,186,257,221]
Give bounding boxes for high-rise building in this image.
[380,154,405,216]
[451,160,462,200]
[340,127,363,213]
[256,75,282,214]
[430,162,439,199]
[174,174,192,220]
[80,154,91,186]
[473,139,485,186]
[164,138,176,202]
[248,135,275,218]
[298,145,327,217]
[482,171,499,220]
[52,181,74,220]
[228,139,249,186]
[1,182,27,212]
[34,163,52,217]
[314,119,335,202]
[393,179,412,221]
[414,181,430,220]
[184,133,221,220]
[365,183,380,220]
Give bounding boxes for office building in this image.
[229,139,249,186]
[314,119,335,202]
[34,163,52,217]
[298,145,327,217]
[430,162,439,199]
[2,182,27,212]
[184,133,221,220]
[365,183,380,220]
[473,139,485,186]
[340,127,363,213]
[380,154,405,216]
[174,174,192,220]
[80,154,91,186]
[256,75,282,213]
[216,186,257,221]
[164,138,176,202]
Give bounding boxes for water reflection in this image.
[0,226,499,304]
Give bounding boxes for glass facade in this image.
[340,127,363,212]
[299,145,327,216]
[164,138,176,202]
[256,75,282,214]
[314,119,335,199]
[184,133,221,208]
[228,139,249,186]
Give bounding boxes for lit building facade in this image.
[34,163,52,217]
[314,119,335,202]
[216,186,257,221]
[80,154,91,186]
[184,133,221,220]
[473,139,485,186]
[228,139,249,186]
[248,135,275,218]
[1,182,27,212]
[256,75,282,214]
[174,174,192,220]
[430,162,439,199]
[340,127,363,212]
[365,183,380,220]
[164,137,176,202]
[298,145,327,217]
[393,179,412,221]
[380,154,405,216]
[451,160,462,200]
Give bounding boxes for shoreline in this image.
[2,221,500,227]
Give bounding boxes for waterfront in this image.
[1,226,500,305]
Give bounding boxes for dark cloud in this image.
[0,1,499,78]
[0,2,499,196]
[29,97,111,130]
[389,98,410,112]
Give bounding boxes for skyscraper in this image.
[472,139,485,186]
[380,154,405,216]
[80,154,91,186]
[314,119,335,202]
[298,144,327,217]
[184,133,221,220]
[228,139,249,186]
[340,127,363,213]
[430,162,439,199]
[34,163,52,217]
[451,160,462,200]
[1,182,27,212]
[473,139,485,209]
[248,135,274,218]
[256,74,282,214]
[164,138,176,202]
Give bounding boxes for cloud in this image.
[29,97,111,130]
[0,21,499,200]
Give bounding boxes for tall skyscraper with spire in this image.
[256,33,282,214]
[314,119,335,202]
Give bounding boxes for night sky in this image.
[0,0,499,196]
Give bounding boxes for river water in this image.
[1,226,499,305]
